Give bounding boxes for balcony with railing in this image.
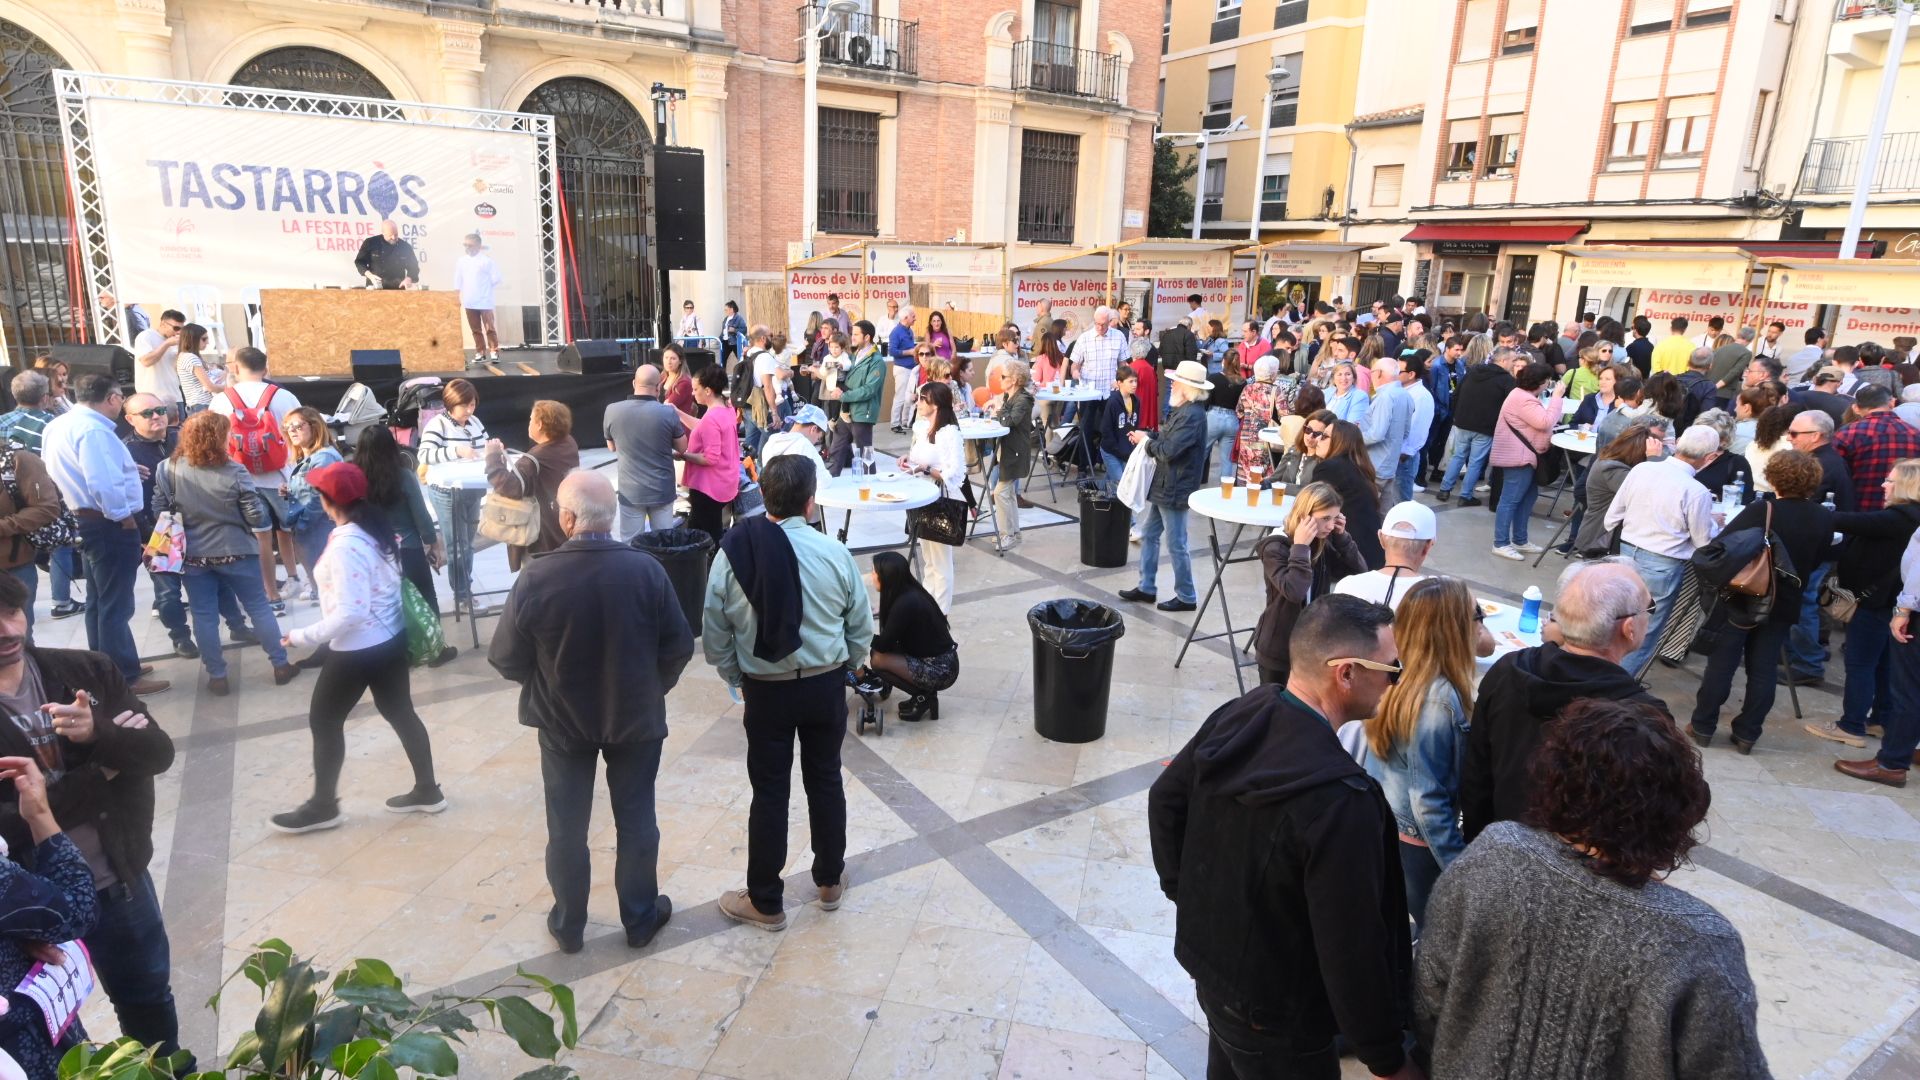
[494,0,693,34]
[1802,132,1920,194]
[1011,40,1124,104]
[1832,1,1909,64]
[1836,0,1903,19]
[799,7,918,78]
[1274,0,1308,29]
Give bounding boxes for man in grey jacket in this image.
[489,469,695,953]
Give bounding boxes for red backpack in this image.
[225,385,289,474]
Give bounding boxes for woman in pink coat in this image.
[1489,360,1565,560]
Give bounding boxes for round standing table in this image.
[815,472,942,574]
[1475,596,1543,668]
[1175,487,1297,694]
[1534,428,1602,565]
[959,419,1011,553]
[422,458,503,648]
[1033,384,1106,495]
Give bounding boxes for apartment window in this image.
[1445,140,1477,180]
[1202,158,1227,221]
[1501,26,1538,54]
[817,108,878,235]
[1629,0,1675,34]
[1371,164,1404,206]
[1261,152,1291,220]
[1204,67,1234,130]
[1270,52,1302,128]
[1684,0,1733,26]
[1484,134,1520,176]
[1018,129,1079,244]
[1157,77,1166,116]
[1162,0,1171,52]
[1746,89,1772,167]
[1662,114,1709,163]
[1607,100,1657,169]
[1211,0,1241,42]
[1274,0,1307,29]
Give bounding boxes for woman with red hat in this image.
[270,461,443,834]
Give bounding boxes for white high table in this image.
[1175,486,1297,694]
[1033,384,1105,494]
[1535,428,1601,564]
[958,418,1011,553]
[815,472,941,573]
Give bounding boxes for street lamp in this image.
[1248,59,1290,242]
[1842,1,1916,257]
[1175,116,1245,239]
[801,0,863,246]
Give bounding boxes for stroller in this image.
[326,382,388,455]
[389,377,447,450]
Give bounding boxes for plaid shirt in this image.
[1071,326,1129,395]
[1833,410,1920,511]
[0,407,54,454]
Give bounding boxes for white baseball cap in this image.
[1380,500,1437,541]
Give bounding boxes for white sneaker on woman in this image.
[1514,542,1545,555]
[1492,545,1524,561]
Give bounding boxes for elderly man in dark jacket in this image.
[1119,360,1211,613]
[0,572,186,1064]
[1150,594,1417,1080]
[489,469,695,954]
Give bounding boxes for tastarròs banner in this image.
[85,96,543,311]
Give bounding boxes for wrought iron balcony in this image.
[1802,132,1920,194]
[799,7,918,78]
[1261,200,1290,222]
[1012,40,1123,104]
[1202,198,1225,222]
[1836,0,1903,19]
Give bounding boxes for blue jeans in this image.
[50,545,76,605]
[85,871,189,1067]
[540,729,664,941]
[428,487,475,600]
[76,518,141,681]
[1493,465,1538,547]
[7,564,34,638]
[1101,449,1129,498]
[152,569,246,648]
[1880,633,1920,771]
[1439,431,1493,497]
[1205,407,1238,481]
[183,558,287,678]
[292,515,335,585]
[1136,502,1194,603]
[1400,841,1444,940]
[1841,607,1894,737]
[1622,544,1688,677]
[1787,563,1831,679]
[1395,452,1420,506]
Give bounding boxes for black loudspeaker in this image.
[559,340,628,375]
[349,348,403,384]
[51,344,135,386]
[655,146,707,271]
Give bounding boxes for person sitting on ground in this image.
[858,551,958,722]
[1418,697,1768,1080]
[1333,500,1436,610]
[1251,482,1365,686]
[1462,557,1672,840]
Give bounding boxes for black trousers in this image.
[687,489,727,542]
[306,633,436,803]
[1423,415,1453,480]
[399,544,439,614]
[1198,986,1340,1080]
[740,669,848,914]
[1690,617,1794,746]
[540,729,664,940]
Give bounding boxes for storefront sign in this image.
[1769,265,1920,308]
[1149,275,1249,327]
[1635,289,1813,334]
[1119,249,1231,279]
[1568,255,1750,294]
[1258,248,1360,280]
[786,269,908,344]
[1009,270,1107,337]
[1432,240,1500,256]
[865,244,1004,278]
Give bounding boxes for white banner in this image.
[1151,276,1248,329]
[85,96,544,312]
[1010,270,1107,337]
[786,270,909,344]
[865,245,1005,278]
[1834,306,1920,346]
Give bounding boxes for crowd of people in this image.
[4,280,1919,1078]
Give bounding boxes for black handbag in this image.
[907,497,968,546]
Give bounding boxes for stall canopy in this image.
[1548,245,1760,331]
[782,241,1008,344]
[1238,240,1382,283]
[1759,258,1920,345]
[1012,239,1258,335]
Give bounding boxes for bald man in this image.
[490,467,695,953]
[603,364,688,539]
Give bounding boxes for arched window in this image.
[0,19,75,365]
[520,78,654,343]
[228,47,393,100]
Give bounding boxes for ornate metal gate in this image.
[0,19,76,365]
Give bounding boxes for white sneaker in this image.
[1492,545,1524,561]
[1412,484,1426,493]
[1514,542,1545,554]
[281,579,310,602]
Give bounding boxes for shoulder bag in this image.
[0,447,78,552]
[1725,501,1775,597]
[477,454,541,547]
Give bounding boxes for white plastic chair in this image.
[175,285,229,354]
[241,286,264,350]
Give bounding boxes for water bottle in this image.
[1729,479,1745,507]
[1519,585,1543,635]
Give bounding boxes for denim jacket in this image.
[1364,678,1470,865]
[286,447,343,530]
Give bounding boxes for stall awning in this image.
[1589,238,1883,260]
[1403,223,1587,244]
[1759,258,1920,307]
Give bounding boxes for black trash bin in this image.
[1028,600,1126,743]
[631,527,716,635]
[1078,484,1132,568]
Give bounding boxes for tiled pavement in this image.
[46,449,1920,1079]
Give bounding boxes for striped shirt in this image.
[1071,326,1129,395]
[0,407,54,453]
[417,412,490,465]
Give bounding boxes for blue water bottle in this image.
[1519,585,1543,635]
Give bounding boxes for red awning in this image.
[1402,223,1588,244]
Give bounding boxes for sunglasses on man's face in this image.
[130,407,168,420]
[1325,656,1402,684]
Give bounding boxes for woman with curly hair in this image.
[154,412,300,694]
[1416,697,1767,1080]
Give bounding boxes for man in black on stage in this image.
[354,219,419,289]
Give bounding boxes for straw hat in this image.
[1168,360,1214,393]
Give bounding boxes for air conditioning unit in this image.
[838,31,887,66]
[1202,110,1230,130]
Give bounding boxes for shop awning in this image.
[1403,223,1587,244]
[1758,258,1920,307]
[1587,238,1883,260]
[1550,245,1756,293]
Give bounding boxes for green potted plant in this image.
[59,939,581,1079]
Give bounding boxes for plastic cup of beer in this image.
[1246,483,1261,507]
[1220,477,1235,500]
[1271,482,1287,506]
[859,484,872,501]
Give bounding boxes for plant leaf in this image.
[329,1037,382,1077]
[511,1066,580,1080]
[494,994,562,1060]
[384,1032,460,1076]
[514,970,578,1049]
[353,1056,400,1080]
[241,940,294,991]
[337,958,402,989]
[254,959,321,1071]
[333,982,416,1014]
[225,1030,262,1069]
[310,1006,367,1065]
